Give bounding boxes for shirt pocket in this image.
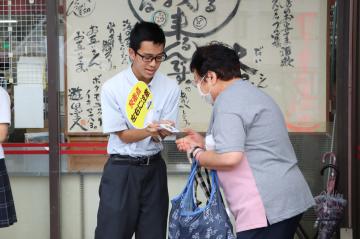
[144,107,162,124]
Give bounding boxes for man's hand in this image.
[145,122,160,137]
[159,120,175,126]
[145,122,161,142]
[145,120,177,142]
[157,120,177,139]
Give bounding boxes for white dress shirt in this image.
[101,67,180,157]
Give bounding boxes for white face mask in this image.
[196,75,214,105]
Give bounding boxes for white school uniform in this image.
[101,67,180,157]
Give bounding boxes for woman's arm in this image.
[196,150,244,171]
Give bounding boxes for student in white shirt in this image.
[0,87,17,227]
[95,21,180,239]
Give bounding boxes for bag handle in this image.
[194,166,211,206]
[180,160,203,197]
[180,161,202,212]
[180,165,224,215]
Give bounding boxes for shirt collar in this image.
[126,66,158,88]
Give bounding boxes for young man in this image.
[0,86,17,228]
[95,21,180,239]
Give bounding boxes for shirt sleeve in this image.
[212,112,246,153]
[0,89,11,125]
[160,85,181,126]
[101,85,128,134]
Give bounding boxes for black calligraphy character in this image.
[139,0,154,13]
[193,15,207,30]
[233,43,258,81]
[74,31,87,72]
[86,25,99,45]
[182,37,191,51]
[69,102,88,131]
[66,0,96,17]
[68,87,83,101]
[164,0,172,7]
[75,56,87,73]
[88,49,100,67]
[280,46,294,67]
[257,73,268,88]
[271,22,281,48]
[180,90,191,109]
[92,75,101,85]
[85,89,91,105]
[74,31,85,50]
[205,0,216,13]
[254,46,264,64]
[177,0,199,12]
[171,7,188,40]
[168,59,190,85]
[103,22,115,60]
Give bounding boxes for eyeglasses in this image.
[136,51,167,62]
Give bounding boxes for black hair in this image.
[190,42,242,81]
[129,21,166,52]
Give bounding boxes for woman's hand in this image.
[175,128,205,152]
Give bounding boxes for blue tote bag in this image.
[168,162,235,239]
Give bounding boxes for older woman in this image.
[176,43,314,239]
